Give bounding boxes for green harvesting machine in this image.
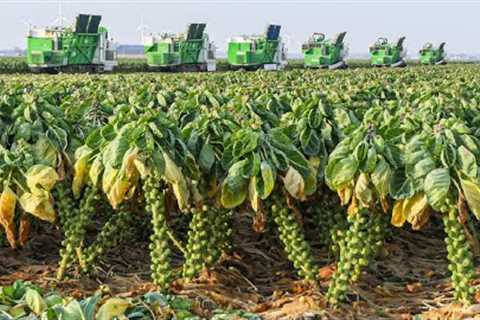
[419,42,446,65]
[143,23,216,72]
[227,24,287,70]
[369,36,407,67]
[302,32,348,69]
[26,14,117,73]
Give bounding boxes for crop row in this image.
[0,66,480,306]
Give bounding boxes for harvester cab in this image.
[419,42,447,65]
[143,23,216,72]
[26,14,117,73]
[302,31,348,69]
[227,24,287,70]
[369,36,407,68]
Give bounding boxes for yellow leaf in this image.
[19,193,56,223]
[89,157,104,187]
[121,147,139,180]
[409,206,431,230]
[107,174,131,209]
[248,177,260,212]
[133,159,149,179]
[72,146,93,198]
[18,214,31,247]
[0,186,17,248]
[337,181,354,206]
[391,199,406,227]
[96,298,131,320]
[102,165,119,195]
[347,196,359,216]
[163,153,189,211]
[404,193,428,219]
[26,165,59,196]
[283,166,305,200]
[73,156,89,198]
[355,173,373,209]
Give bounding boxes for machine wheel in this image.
[435,59,447,65]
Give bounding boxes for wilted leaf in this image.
[355,173,373,209]
[347,196,359,216]
[337,181,354,206]
[26,165,59,196]
[102,165,119,195]
[0,185,16,248]
[25,288,47,315]
[96,298,130,320]
[391,199,406,227]
[283,166,305,200]
[19,193,56,223]
[18,213,31,247]
[89,157,104,187]
[163,152,189,211]
[404,193,431,230]
[107,174,131,209]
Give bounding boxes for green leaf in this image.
[460,177,480,220]
[102,136,130,169]
[25,288,46,315]
[44,295,64,308]
[457,146,477,179]
[199,143,215,171]
[424,168,450,211]
[221,160,249,209]
[413,158,436,181]
[325,156,358,190]
[59,300,86,320]
[390,171,414,200]
[371,157,391,197]
[80,294,100,320]
[257,161,275,199]
[33,136,57,167]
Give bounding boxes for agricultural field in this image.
[1,65,480,319]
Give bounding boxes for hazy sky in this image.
[1,0,479,54]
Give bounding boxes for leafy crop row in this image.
[0,66,479,306]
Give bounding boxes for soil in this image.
[1,211,480,320]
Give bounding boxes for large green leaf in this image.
[257,161,275,200]
[221,160,249,209]
[457,146,478,179]
[199,143,215,171]
[460,177,480,220]
[424,168,450,211]
[325,156,358,190]
[102,136,130,169]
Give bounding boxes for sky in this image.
[1,0,479,54]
